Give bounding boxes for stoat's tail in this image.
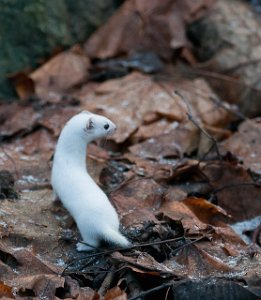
[102,227,130,248]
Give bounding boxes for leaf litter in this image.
[0,0,261,299]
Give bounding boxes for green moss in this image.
[0,0,119,100]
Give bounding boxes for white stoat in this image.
[51,111,129,251]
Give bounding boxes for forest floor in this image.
[0,0,260,299]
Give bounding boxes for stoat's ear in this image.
[81,110,91,115]
[86,117,94,130]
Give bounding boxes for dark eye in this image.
[104,123,109,130]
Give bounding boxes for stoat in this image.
[51,111,129,251]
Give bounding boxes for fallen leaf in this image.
[221,118,261,174]
[111,177,166,214]
[77,287,99,300]
[9,72,35,102]
[0,129,55,187]
[111,252,173,277]
[0,281,13,298]
[39,106,79,136]
[0,106,41,137]
[202,161,261,221]
[129,122,199,159]
[84,0,215,60]
[169,243,232,278]
[182,197,233,226]
[160,199,208,234]
[104,286,127,300]
[30,48,90,103]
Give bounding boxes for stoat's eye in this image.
[104,123,109,130]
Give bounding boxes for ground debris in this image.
[0,0,260,299]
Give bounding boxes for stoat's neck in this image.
[55,130,92,170]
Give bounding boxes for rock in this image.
[187,0,261,117]
[0,0,121,100]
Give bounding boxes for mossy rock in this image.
[0,0,121,100]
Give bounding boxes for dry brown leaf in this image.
[111,252,173,277]
[160,199,208,234]
[168,78,233,127]
[9,275,64,299]
[202,161,261,221]
[167,244,232,278]
[221,118,261,174]
[121,208,159,232]
[77,287,99,300]
[104,286,127,300]
[0,282,13,299]
[129,122,199,159]
[77,72,187,143]
[0,106,41,137]
[0,129,55,187]
[39,106,79,136]
[84,0,215,60]
[0,190,74,277]
[183,197,233,226]
[30,48,90,103]
[133,118,179,141]
[9,72,35,102]
[111,177,165,214]
[77,72,232,144]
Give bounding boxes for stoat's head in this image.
[64,111,116,143]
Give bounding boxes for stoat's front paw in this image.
[76,242,93,252]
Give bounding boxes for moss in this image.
[0,0,119,100]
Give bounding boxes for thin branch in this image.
[129,282,174,300]
[174,90,222,160]
[213,182,261,194]
[62,236,186,275]
[63,229,213,275]
[128,280,187,300]
[180,68,261,94]
[209,95,247,121]
[222,59,261,74]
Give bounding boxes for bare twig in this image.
[174,90,222,160]
[98,271,115,296]
[128,281,186,300]
[222,59,261,74]
[213,182,261,194]
[180,68,261,94]
[209,95,247,121]
[63,228,213,275]
[62,236,186,275]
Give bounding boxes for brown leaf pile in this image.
[0,0,260,299]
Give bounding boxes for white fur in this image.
[51,111,129,251]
